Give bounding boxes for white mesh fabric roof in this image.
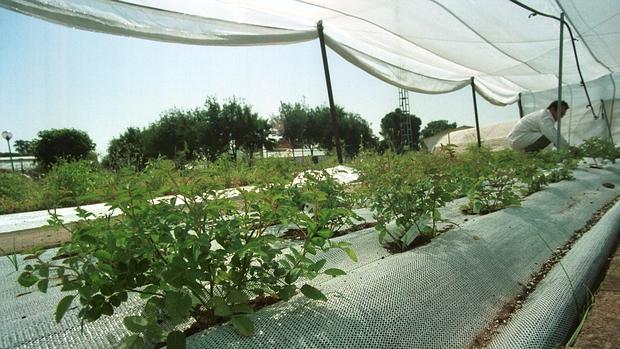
[1,0,619,105]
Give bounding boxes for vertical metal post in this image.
[470,77,482,148]
[7,141,14,172]
[517,92,524,119]
[609,74,617,139]
[317,20,343,164]
[556,12,565,150]
[600,99,614,142]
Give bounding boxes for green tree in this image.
[421,120,457,139]
[13,140,33,155]
[141,108,206,165]
[339,112,377,157]
[380,108,421,154]
[32,129,95,168]
[102,127,145,171]
[274,102,308,158]
[219,98,271,160]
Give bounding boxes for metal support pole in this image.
[6,140,14,172]
[556,12,565,150]
[517,92,524,119]
[317,20,343,164]
[600,99,614,143]
[470,77,482,148]
[609,74,617,138]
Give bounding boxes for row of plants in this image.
[13,137,619,348]
[0,156,337,215]
[352,137,618,252]
[17,170,358,348]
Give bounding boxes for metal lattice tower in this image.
[398,88,413,150]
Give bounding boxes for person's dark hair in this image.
[547,100,569,110]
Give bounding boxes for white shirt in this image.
[506,108,569,150]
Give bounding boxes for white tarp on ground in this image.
[1,0,619,107]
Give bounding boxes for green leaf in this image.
[37,278,49,293]
[55,295,76,323]
[277,284,297,301]
[117,334,144,349]
[38,265,49,278]
[94,250,113,261]
[165,292,193,320]
[316,229,333,239]
[101,301,114,316]
[285,268,301,284]
[210,297,232,317]
[123,316,149,333]
[323,268,346,277]
[227,289,249,304]
[17,272,39,287]
[166,330,186,349]
[231,315,255,336]
[310,259,327,273]
[310,237,325,247]
[303,241,317,255]
[145,323,165,342]
[300,284,327,302]
[344,247,358,262]
[61,280,81,292]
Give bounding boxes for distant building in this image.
[0,156,36,171]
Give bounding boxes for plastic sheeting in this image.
[490,197,620,348]
[1,163,619,348]
[0,0,619,106]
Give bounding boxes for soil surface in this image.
[0,225,71,255]
[568,240,620,349]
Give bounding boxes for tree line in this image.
[10,96,458,171]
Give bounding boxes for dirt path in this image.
[0,226,71,254]
[569,239,620,348]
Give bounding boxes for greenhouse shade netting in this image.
[0,0,619,107]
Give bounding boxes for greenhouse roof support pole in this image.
[609,74,617,140]
[556,12,565,150]
[600,99,614,143]
[317,20,343,164]
[470,77,482,148]
[518,93,524,119]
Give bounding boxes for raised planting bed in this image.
[0,162,618,348]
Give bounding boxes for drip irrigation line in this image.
[508,0,599,119]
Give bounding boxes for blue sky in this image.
[0,8,517,156]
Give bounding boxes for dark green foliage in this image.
[363,152,454,252]
[463,167,521,214]
[102,127,146,171]
[133,97,273,167]
[274,102,309,157]
[339,112,378,157]
[141,107,212,165]
[32,128,95,168]
[274,103,377,159]
[420,120,457,139]
[578,137,619,165]
[220,98,274,160]
[380,108,421,154]
[13,139,33,155]
[18,171,356,346]
[44,160,109,208]
[0,172,44,213]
